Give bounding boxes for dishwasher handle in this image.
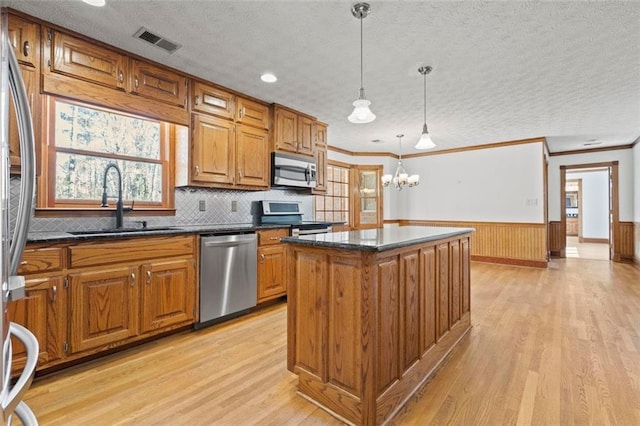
[202,234,257,247]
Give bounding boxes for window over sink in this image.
[38,97,175,212]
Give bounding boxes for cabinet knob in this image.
[194,165,200,176]
[146,270,152,284]
[238,169,243,180]
[118,70,124,83]
[130,272,136,286]
[260,253,265,263]
[22,41,30,57]
[51,285,57,303]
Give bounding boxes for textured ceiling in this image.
[5,0,640,155]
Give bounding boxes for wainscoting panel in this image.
[635,222,640,266]
[548,221,562,256]
[619,222,635,262]
[398,220,547,268]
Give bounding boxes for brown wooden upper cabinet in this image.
[130,59,187,108]
[8,14,40,175]
[236,97,270,130]
[312,122,328,194]
[45,28,188,108]
[8,14,39,67]
[49,30,128,91]
[272,105,315,157]
[192,81,235,120]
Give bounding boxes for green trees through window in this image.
[53,100,164,204]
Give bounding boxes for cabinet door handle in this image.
[118,69,124,83]
[23,41,30,57]
[51,285,57,303]
[194,165,200,176]
[134,76,139,88]
[239,107,245,119]
[146,270,152,284]
[269,236,280,241]
[238,169,243,180]
[194,95,200,105]
[130,272,136,286]
[260,253,265,263]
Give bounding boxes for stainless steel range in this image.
[258,201,332,236]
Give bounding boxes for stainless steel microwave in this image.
[271,153,317,188]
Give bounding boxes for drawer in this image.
[69,235,195,268]
[257,228,289,246]
[19,248,64,275]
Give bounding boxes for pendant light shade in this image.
[348,3,375,124]
[415,66,436,150]
[381,134,419,190]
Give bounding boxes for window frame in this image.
[37,96,175,214]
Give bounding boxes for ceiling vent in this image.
[133,27,181,53]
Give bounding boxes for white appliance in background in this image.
[0,13,39,426]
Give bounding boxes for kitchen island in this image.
[283,226,473,425]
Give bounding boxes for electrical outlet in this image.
[231,200,237,212]
[199,200,206,211]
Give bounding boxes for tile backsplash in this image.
[10,177,313,233]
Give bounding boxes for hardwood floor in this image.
[566,236,609,261]
[17,259,640,425]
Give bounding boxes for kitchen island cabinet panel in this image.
[69,266,139,354]
[285,227,473,425]
[140,259,196,333]
[436,242,450,340]
[420,246,437,353]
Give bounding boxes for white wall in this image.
[331,142,546,223]
[548,149,635,222]
[567,170,609,239]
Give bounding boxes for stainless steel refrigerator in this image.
[0,12,39,426]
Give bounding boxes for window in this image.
[40,98,174,211]
[314,162,350,226]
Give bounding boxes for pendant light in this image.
[381,134,419,190]
[348,3,376,124]
[415,66,436,149]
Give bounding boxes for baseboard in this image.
[471,255,547,268]
[579,237,609,244]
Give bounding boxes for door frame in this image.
[559,161,619,260]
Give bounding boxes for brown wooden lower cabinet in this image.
[8,235,197,374]
[140,259,196,333]
[257,228,289,303]
[8,275,65,371]
[69,266,140,354]
[286,231,472,425]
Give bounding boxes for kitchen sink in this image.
[67,227,177,235]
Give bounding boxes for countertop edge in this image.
[281,227,475,252]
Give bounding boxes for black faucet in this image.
[101,163,133,228]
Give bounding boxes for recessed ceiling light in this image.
[260,73,277,83]
[82,0,106,6]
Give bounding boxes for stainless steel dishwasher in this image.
[198,233,257,327]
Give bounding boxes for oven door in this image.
[291,224,332,236]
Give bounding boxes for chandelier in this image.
[381,134,419,190]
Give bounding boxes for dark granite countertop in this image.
[281,225,474,252]
[26,223,288,243]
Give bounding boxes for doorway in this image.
[564,171,609,260]
[560,162,619,261]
